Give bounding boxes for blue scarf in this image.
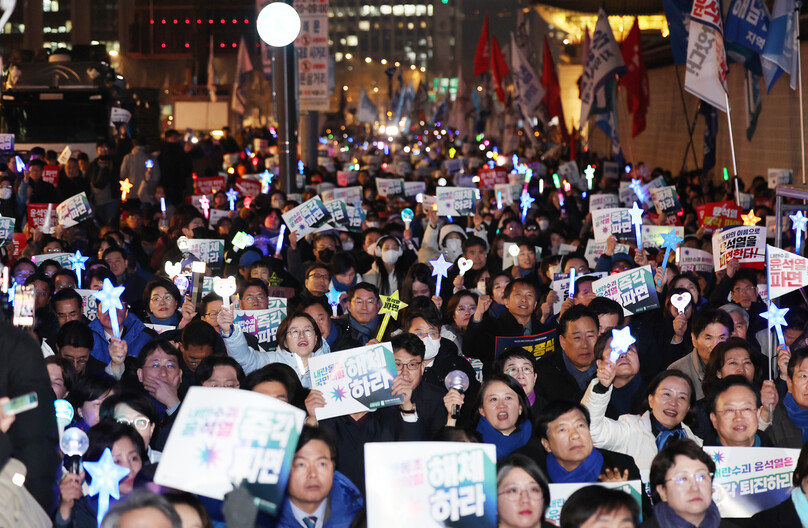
[653,501,721,528]
[149,312,180,326]
[349,315,380,344]
[785,393,808,442]
[652,416,687,452]
[332,277,356,293]
[476,416,532,459]
[546,448,604,484]
[326,320,338,347]
[791,486,808,528]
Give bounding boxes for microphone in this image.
[60,427,89,474]
[444,370,470,420]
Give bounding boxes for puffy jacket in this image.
[89,312,156,364]
[272,471,363,528]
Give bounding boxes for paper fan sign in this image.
[767,245,808,300]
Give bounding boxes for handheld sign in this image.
[326,286,342,317]
[791,211,807,254]
[92,278,125,338]
[629,202,644,249]
[84,448,130,527]
[457,257,473,277]
[429,254,453,297]
[165,261,181,278]
[658,229,684,285]
[760,303,789,347]
[670,292,692,314]
[212,276,237,308]
[120,178,133,201]
[376,290,407,341]
[609,327,636,363]
[67,250,89,289]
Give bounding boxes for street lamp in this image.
[257,1,301,193]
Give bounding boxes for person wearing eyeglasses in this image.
[642,439,735,528]
[194,356,244,390]
[142,277,186,328]
[704,375,770,448]
[496,453,554,528]
[100,391,161,463]
[494,348,545,416]
[239,278,270,311]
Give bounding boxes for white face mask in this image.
[342,240,354,251]
[538,219,550,231]
[422,335,441,360]
[0,188,11,200]
[444,238,463,262]
[381,249,401,265]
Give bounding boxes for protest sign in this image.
[495,330,557,360]
[557,243,578,256]
[454,173,477,188]
[322,186,362,205]
[180,238,225,265]
[234,299,287,350]
[704,446,799,518]
[208,208,230,227]
[602,161,619,180]
[308,342,403,420]
[77,289,99,321]
[57,146,71,165]
[618,184,637,207]
[678,248,714,273]
[337,170,358,186]
[194,175,226,195]
[404,181,427,198]
[477,167,508,190]
[697,201,744,233]
[546,481,643,524]
[345,205,365,232]
[31,252,71,268]
[589,193,620,211]
[0,133,13,152]
[144,324,175,334]
[494,183,521,205]
[443,158,464,174]
[282,197,333,237]
[376,178,405,198]
[154,387,305,513]
[712,225,766,271]
[592,265,659,316]
[235,177,262,197]
[110,107,132,124]
[550,272,607,314]
[592,208,636,244]
[11,232,25,259]
[767,245,808,300]
[0,216,14,246]
[57,192,93,227]
[641,226,685,249]
[583,239,629,269]
[42,165,60,187]
[365,442,497,528]
[650,186,682,216]
[558,161,583,190]
[738,192,754,210]
[767,168,792,189]
[324,200,350,231]
[437,187,476,216]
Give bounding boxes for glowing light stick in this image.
[496,191,503,210]
[741,209,761,226]
[226,188,239,211]
[232,231,254,251]
[83,447,131,527]
[552,173,560,188]
[791,211,808,254]
[275,225,287,257]
[376,290,408,341]
[761,303,790,346]
[629,179,644,201]
[213,276,237,308]
[160,197,166,214]
[539,179,544,194]
[658,229,684,286]
[584,165,595,190]
[401,208,414,230]
[67,250,89,289]
[520,191,534,223]
[568,267,576,298]
[609,327,636,363]
[629,202,644,249]
[429,254,453,297]
[326,287,342,317]
[199,195,210,219]
[92,278,125,338]
[260,170,274,193]
[120,178,133,201]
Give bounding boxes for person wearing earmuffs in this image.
[362,235,416,296]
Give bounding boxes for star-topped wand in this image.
[326,286,342,317]
[377,290,408,341]
[609,327,636,363]
[429,254,453,297]
[658,229,684,286]
[520,191,534,223]
[226,188,239,211]
[67,250,89,289]
[629,202,644,249]
[791,211,807,254]
[83,447,131,527]
[760,303,789,347]
[120,178,133,201]
[92,278,125,338]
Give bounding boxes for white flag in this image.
[684,0,729,112]
[356,87,377,124]
[231,37,253,115]
[511,33,544,120]
[207,35,216,103]
[579,7,626,124]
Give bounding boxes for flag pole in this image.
[796,1,806,184]
[724,93,740,204]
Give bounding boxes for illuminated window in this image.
[380,5,392,15]
[427,5,433,15]
[416,5,427,15]
[404,5,415,16]
[346,35,358,46]
[358,20,370,31]
[393,5,404,15]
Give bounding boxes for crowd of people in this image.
[1,124,808,528]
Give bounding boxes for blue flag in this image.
[761,0,798,92]
[725,0,770,54]
[662,0,691,64]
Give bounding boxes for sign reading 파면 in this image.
[767,168,792,189]
[0,133,14,152]
[42,165,60,187]
[641,226,686,249]
[282,197,333,237]
[550,272,607,314]
[194,176,226,195]
[650,185,682,216]
[546,481,643,524]
[712,225,766,271]
[678,248,714,273]
[323,200,350,231]
[295,0,330,111]
[345,205,365,233]
[57,192,93,227]
[592,208,636,244]
[235,177,262,197]
[589,193,620,211]
[153,387,305,513]
[592,265,659,316]
[437,187,476,216]
[495,330,557,360]
[308,342,402,420]
[234,299,287,350]
[365,442,497,528]
[0,216,14,246]
[767,245,808,299]
[704,446,799,518]
[696,201,743,233]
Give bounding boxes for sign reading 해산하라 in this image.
[437,187,477,217]
[365,442,497,528]
[592,265,659,316]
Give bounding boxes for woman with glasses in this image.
[100,391,161,463]
[142,277,191,328]
[642,439,734,528]
[497,453,553,528]
[494,348,545,416]
[441,290,478,352]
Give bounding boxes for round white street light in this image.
[256,2,301,47]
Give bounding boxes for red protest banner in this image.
[235,177,262,197]
[42,165,60,187]
[12,232,26,259]
[193,176,226,195]
[477,167,508,190]
[696,201,743,233]
[27,203,58,231]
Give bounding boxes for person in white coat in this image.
[582,358,702,479]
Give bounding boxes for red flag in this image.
[490,36,509,102]
[620,19,650,137]
[541,35,568,141]
[473,15,491,76]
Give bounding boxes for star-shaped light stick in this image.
[609,327,636,363]
[658,229,684,286]
[377,290,408,341]
[520,191,535,223]
[326,286,342,317]
[741,209,761,226]
[791,211,808,254]
[67,250,89,289]
[584,164,596,190]
[199,195,210,219]
[629,202,644,249]
[260,170,274,193]
[92,278,125,338]
[629,178,644,201]
[84,447,131,527]
[429,253,453,297]
[761,303,789,346]
[226,188,239,211]
[120,178,133,201]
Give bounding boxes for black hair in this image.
[587,297,624,329]
[181,319,220,349]
[391,333,426,360]
[558,305,599,337]
[503,278,537,299]
[68,373,117,409]
[560,485,640,528]
[535,400,591,440]
[497,453,551,520]
[473,374,531,429]
[347,281,380,301]
[649,439,715,503]
[493,349,537,376]
[789,347,808,378]
[462,235,487,252]
[399,295,443,331]
[276,312,323,352]
[99,390,159,425]
[243,363,303,408]
[305,262,331,280]
[193,356,245,387]
[164,493,214,528]
[143,277,182,314]
[646,369,696,410]
[296,425,338,465]
[57,320,95,350]
[702,338,758,396]
[102,245,129,262]
[137,339,182,369]
[52,287,83,308]
[199,293,223,317]
[239,277,269,298]
[24,272,53,296]
[87,266,116,287]
[330,251,358,276]
[706,374,761,415]
[400,263,434,303]
[44,355,76,395]
[296,295,331,316]
[53,268,79,286]
[690,308,733,341]
[85,420,147,469]
[444,289,478,327]
[793,436,808,487]
[433,426,482,443]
